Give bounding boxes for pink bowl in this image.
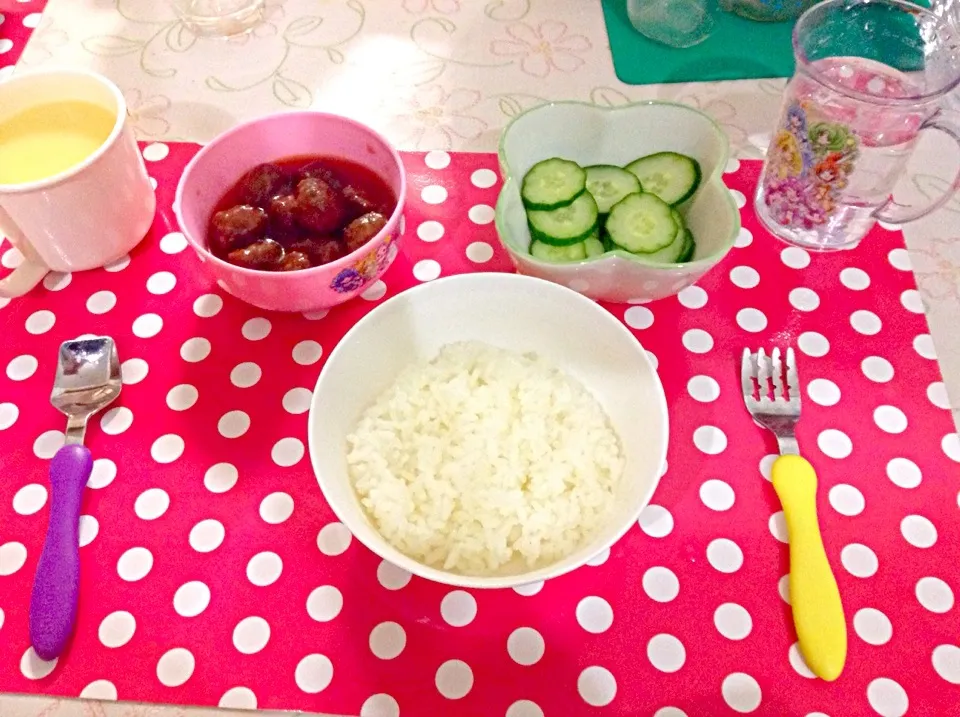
[174,111,406,312]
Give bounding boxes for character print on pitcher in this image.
[762,101,860,230]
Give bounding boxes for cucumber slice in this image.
[584,235,605,258]
[521,158,586,210]
[677,230,696,262]
[638,220,685,263]
[605,192,678,253]
[584,165,641,214]
[530,239,586,262]
[625,152,701,206]
[527,192,599,246]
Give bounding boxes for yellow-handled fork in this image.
[741,346,847,681]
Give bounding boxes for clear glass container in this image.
[168,0,265,37]
[626,0,715,48]
[719,0,818,23]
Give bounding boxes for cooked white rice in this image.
[345,341,623,575]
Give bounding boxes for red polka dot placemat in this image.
[1,141,959,717]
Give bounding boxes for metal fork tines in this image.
[741,346,801,456]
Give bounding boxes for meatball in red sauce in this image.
[206,155,396,272]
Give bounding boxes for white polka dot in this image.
[760,455,777,482]
[513,581,544,596]
[230,362,261,388]
[43,271,72,291]
[577,666,616,707]
[714,603,752,640]
[272,437,305,467]
[259,492,294,525]
[413,258,441,282]
[98,611,136,648]
[647,350,659,370]
[707,538,743,573]
[204,462,237,493]
[851,309,882,335]
[840,267,870,290]
[0,542,27,575]
[317,522,352,555]
[193,294,222,317]
[854,607,892,645]
[932,645,960,685]
[722,672,762,713]
[944,434,960,462]
[21,12,42,28]
[219,687,257,710]
[361,693,400,717]
[142,142,169,161]
[247,552,282,586]
[860,356,894,383]
[160,232,188,253]
[901,514,937,548]
[377,560,411,590]
[917,576,954,613]
[424,150,451,169]
[233,616,270,654]
[729,266,759,289]
[117,547,153,581]
[587,547,610,566]
[874,405,907,434]
[677,285,707,308]
[102,252,131,271]
[817,429,852,459]
[173,581,211,617]
[218,410,250,438]
[788,642,815,678]
[33,429,64,459]
[369,621,405,660]
[781,246,810,269]
[507,627,545,666]
[441,590,477,627]
[120,358,148,385]
[867,677,909,717]
[576,596,613,634]
[134,488,169,520]
[768,511,788,542]
[307,585,343,622]
[100,406,134,435]
[798,331,829,357]
[643,566,679,602]
[789,287,820,312]
[806,378,839,406]
[900,289,924,314]
[468,204,495,225]
[417,220,445,242]
[146,271,176,295]
[639,504,673,537]
[466,241,493,263]
[295,654,333,694]
[24,309,55,335]
[927,382,950,409]
[914,334,936,359]
[7,353,38,382]
[886,457,921,489]
[283,387,312,414]
[624,305,654,329]
[292,340,322,365]
[421,185,447,204]
[435,659,473,700]
[471,168,498,188]
[735,227,753,247]
[0,402,18,431]
[151,434,185,463]
[829,484,865,516]
[242,317,271,340]
[682,328,713,353]
[80,680,117,701]
[157,648,195,687]
[180,337,211,362]
[647,633,686,673]
[506,700,544,717]
[189,519,225,552]
[888,247,911,271]
[694,425,727,454]
[13,483,47,515]
[361,280,387,301]
[730,189,746,208]
[700,479,734,511]
[841,543,878,577]
[779,575,791,604]
[132,313,162,338]
[302,309,328,320]
[725,157,741,173]
[1,245,23,268]
[736,307,767,332]
[88,458,116,489]
[78,515,99,547]
[20,647,58,680]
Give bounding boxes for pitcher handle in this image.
[0,205,50,299]
[874,110,960,225]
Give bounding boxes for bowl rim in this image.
[307,272,670,589]
[172,110,407,280]
[494,100,741,271]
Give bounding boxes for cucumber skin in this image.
[677,230,696,262]
[520,158,586,211]
[521,186,585,211]
[528,219,598,247]
[624,152,702,207]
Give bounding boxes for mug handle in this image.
[874,110,960,225]
[0,206,50,299]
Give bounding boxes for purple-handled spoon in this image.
[30,336,121,661]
